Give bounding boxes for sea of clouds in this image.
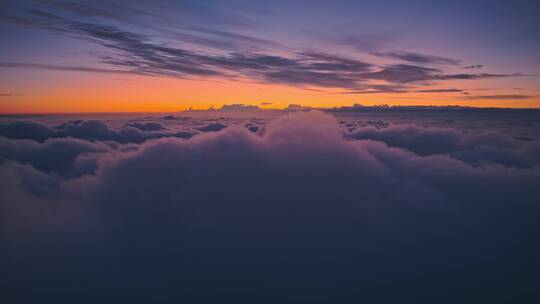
[1,110,539,303]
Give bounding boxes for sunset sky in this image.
[1,0,539,113]
[2,2,540,302]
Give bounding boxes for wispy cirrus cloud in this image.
[363,64,441,83]
[0,4,526,93]
[337,84,411,94]
[464,94,534,100]
[0,93,25,97]
[415,88,464,93]
[374,51,461,66]
[464,64,483,69]
[0,62,136,75]
[434,73,523,80]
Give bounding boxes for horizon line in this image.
[2,104,540,116]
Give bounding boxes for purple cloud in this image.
[1,111,539,302]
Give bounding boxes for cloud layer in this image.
[349,123,540,168]
[1,111,539,303]
[0,119,194,143]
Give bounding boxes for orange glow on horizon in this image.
[1,71,539,114]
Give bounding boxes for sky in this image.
[0,0,539,113]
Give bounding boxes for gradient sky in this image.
[1,0,539,113]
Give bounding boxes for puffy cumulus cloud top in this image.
[1,111,539,303]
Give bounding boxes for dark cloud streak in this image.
[0,61,136,75]
[465,94,534,100]
[0,5,526,92]
[416,88,464,93]
[464,65,484,69]
[375,51,461,65]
